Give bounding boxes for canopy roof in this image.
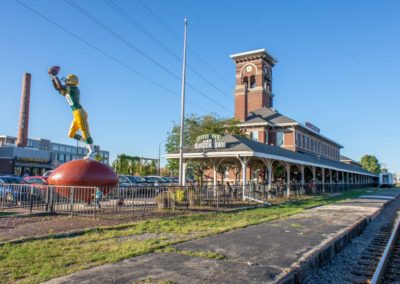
[165,135,377,177]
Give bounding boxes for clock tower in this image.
[230,49,277,122]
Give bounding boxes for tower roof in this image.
[230,49,277,65]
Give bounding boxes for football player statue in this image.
[48,66,96,160]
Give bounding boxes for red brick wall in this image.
[234,58,272,121]
[235,94,247,122]
[284,132,294,146]
[258,130,266,143]
[17,73,31,148]
[247,92,265,113]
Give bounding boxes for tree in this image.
[360,155,381,174]
[112,154,138,175]
[94,153,104,163]
[112,154,158,176]
[165,114,244,181]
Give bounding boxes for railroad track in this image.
[349,215,400,284]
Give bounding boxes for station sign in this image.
[194,134,226,149]
[305,122,320,133]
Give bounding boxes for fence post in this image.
[216,188,219,209]
[93,188,96,219]
[1,187,4,210]
[69,187,74,217]
[29,185,34,213]
[45,187,49,212]
[131,187,135,215]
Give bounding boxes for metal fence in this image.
[0,183,377,217]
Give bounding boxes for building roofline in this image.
[230,49,278,65]
[296,123,344,148]
[164,151,376,177]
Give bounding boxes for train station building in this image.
[165,49,378,192]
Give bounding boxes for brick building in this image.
[0,135,109,176]
[166,49,377,189]
[231,49,341,161]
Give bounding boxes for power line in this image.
[63,0,231,112]
[136,0,233,88]
[14,0,211,113]
[104,0,232,101]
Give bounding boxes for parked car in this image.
[0,176,25,185]
[117,175,135,187]
[144,176,169,186]
[0,177,30,203]
[126,175,148,187]
[161,176,179,185]
[115,175,149,197]
[23,176,48,190]
[43,170,53,178]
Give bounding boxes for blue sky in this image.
[1,0,399,172]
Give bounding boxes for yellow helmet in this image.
[65,74,79,86]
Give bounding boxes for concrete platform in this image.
[46,190,400,284]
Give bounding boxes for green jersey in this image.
[63,86,82,111]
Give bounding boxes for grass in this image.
[0,212,17,217]
[0,188,376,284]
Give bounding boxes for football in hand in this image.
[48,66,60,76]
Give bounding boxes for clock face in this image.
[245,65,252,72]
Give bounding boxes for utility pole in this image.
[178,18,188,186]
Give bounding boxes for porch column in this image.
[266,160,273,197]
[321,168,325,192]
[300,165,305,187]
[329,169,333,184]
[346,172,349,184]
[240,158,249,201]
[182,160,187,186]
[312,167,316,182]
[213,164,217,187]
[285,163,291,197]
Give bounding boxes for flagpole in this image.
[178,18,188,186]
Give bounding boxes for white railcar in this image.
[379,172,395,187]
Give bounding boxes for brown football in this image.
[48,159,118,187]
[48,159,118,203]
[48,65,60,76]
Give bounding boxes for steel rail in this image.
[371,214,400,284]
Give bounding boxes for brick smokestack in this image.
[16,73,31,147]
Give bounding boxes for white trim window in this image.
[276,131,284,147]
[250,131,259,142]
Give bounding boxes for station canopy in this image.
[165,135,377,177]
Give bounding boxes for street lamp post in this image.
[158,140,166,176]
[178,18,188,186]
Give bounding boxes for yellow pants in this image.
[68,108,92,144]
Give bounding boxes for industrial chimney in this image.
[16,73,31,147]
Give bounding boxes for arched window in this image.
[250,75,256,88]
[243,76,249,87]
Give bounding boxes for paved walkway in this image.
[46,190,400,284]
